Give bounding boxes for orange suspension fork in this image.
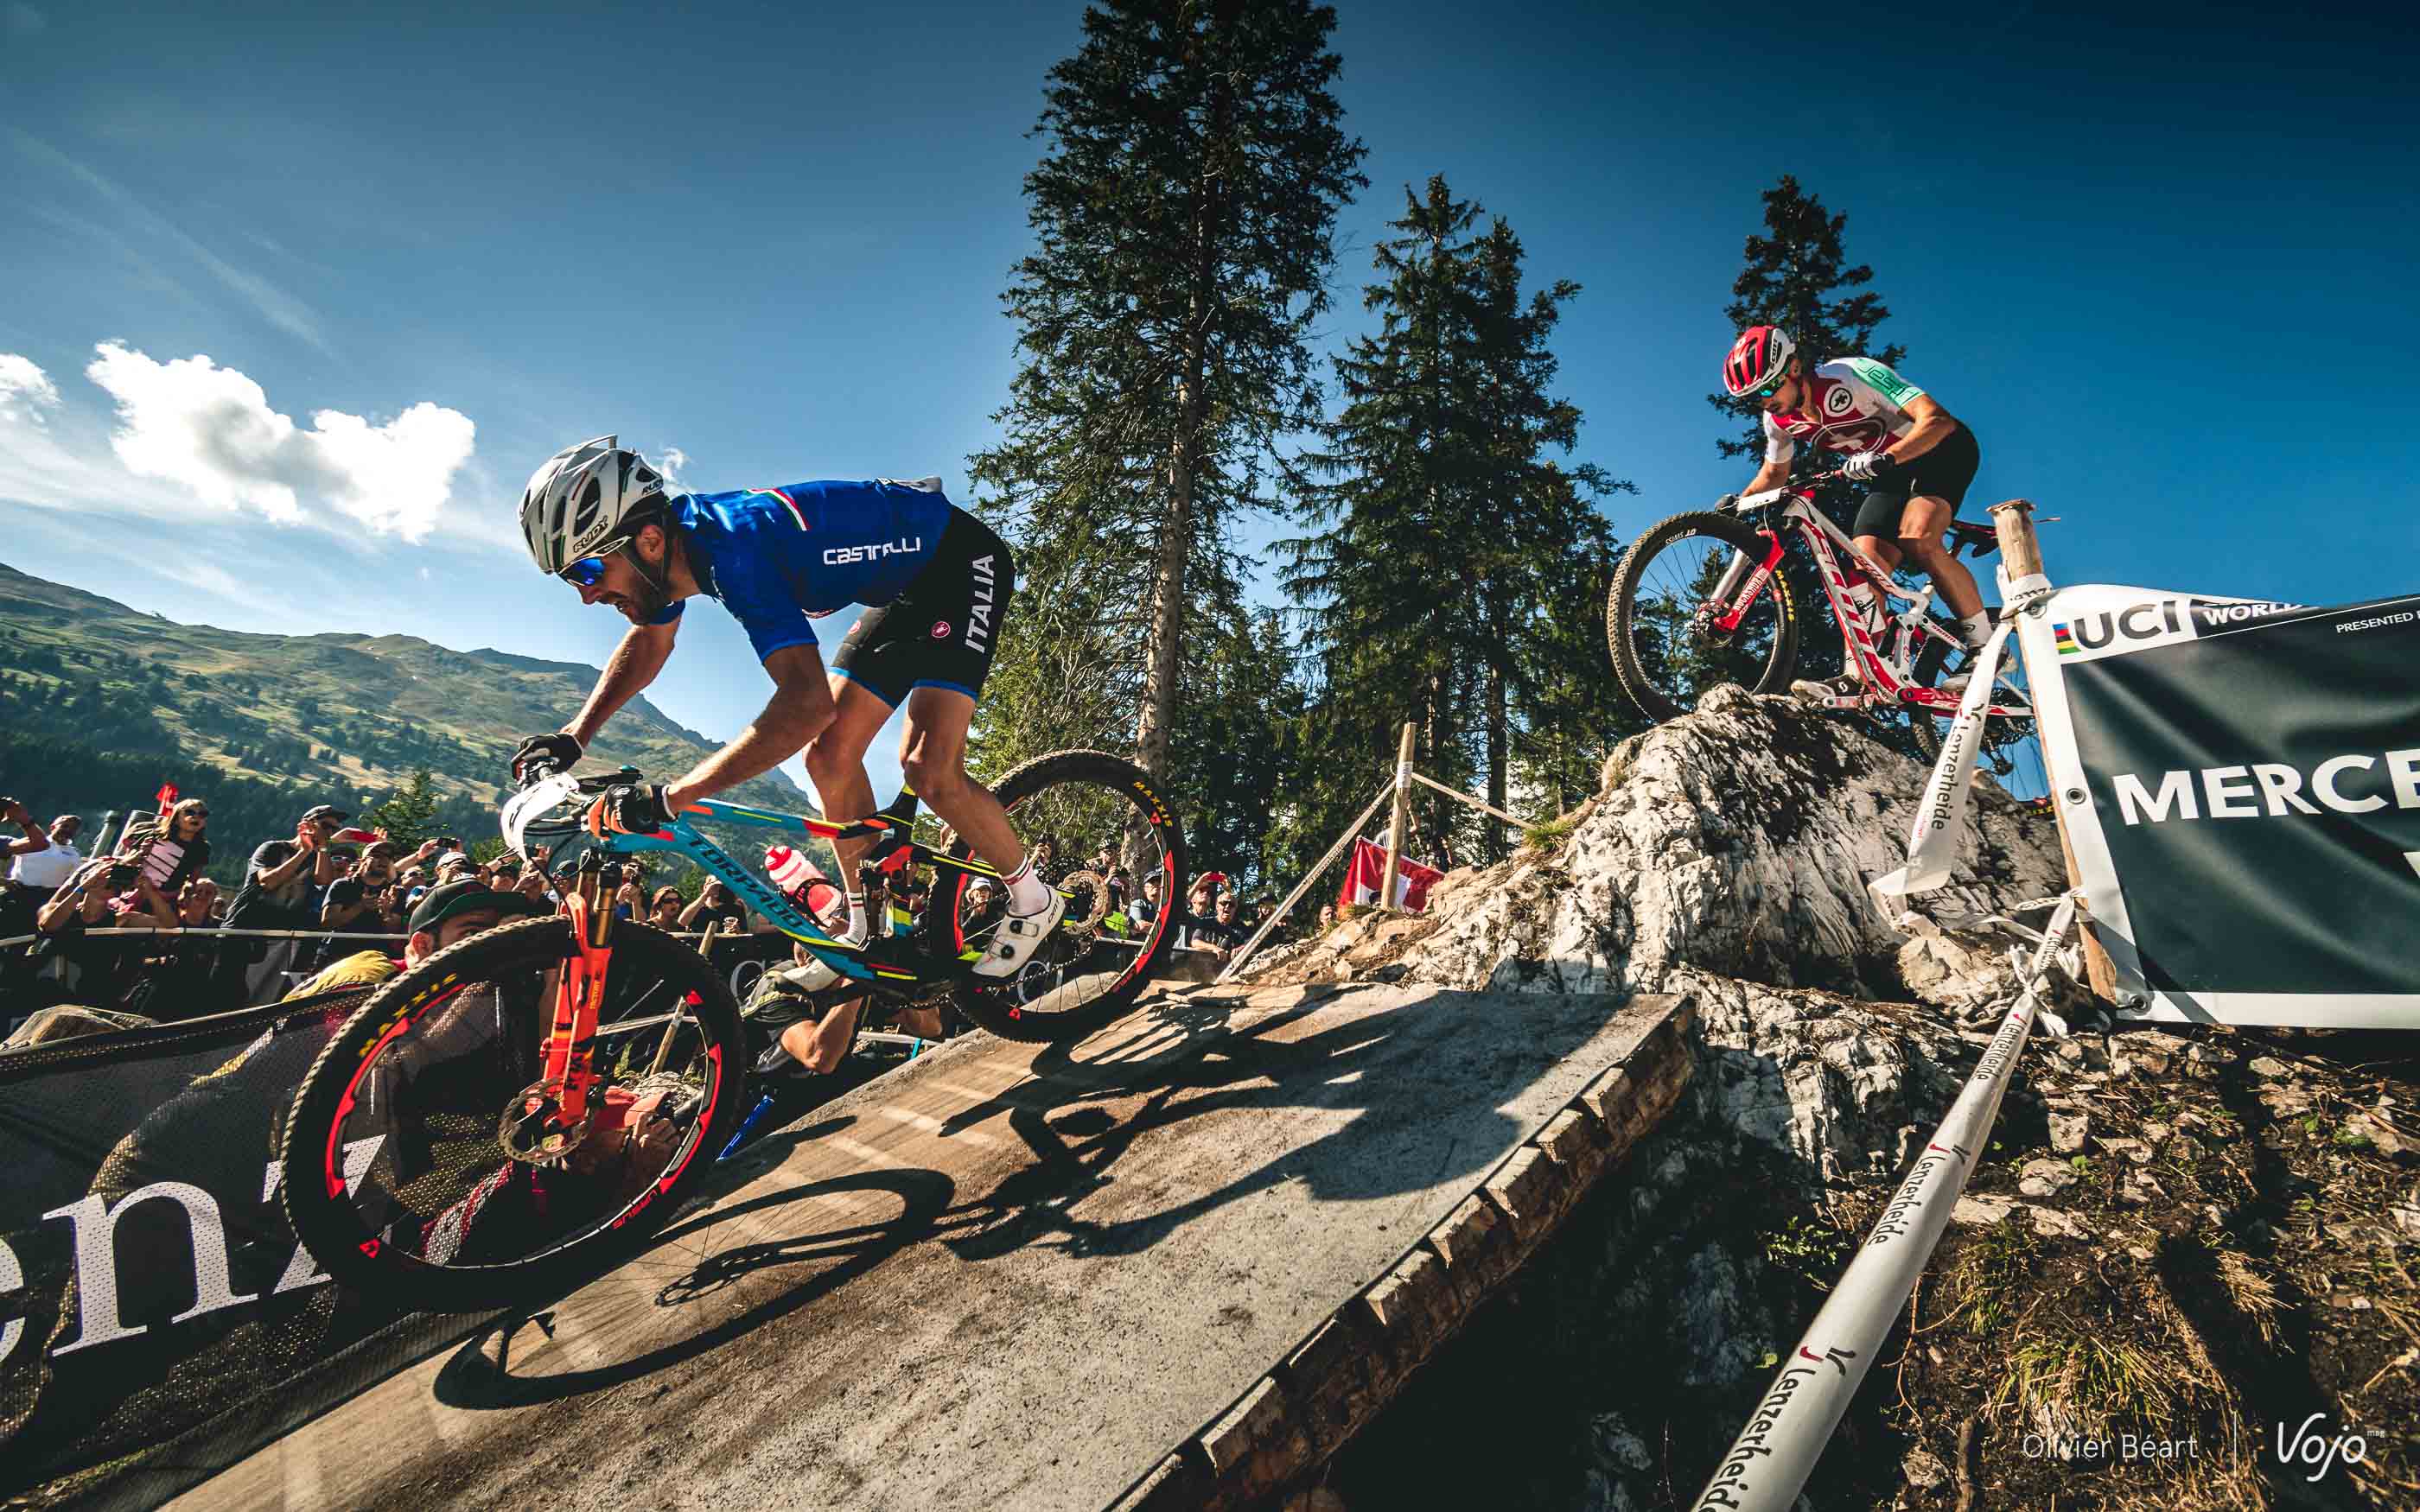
[542,870,615,1125]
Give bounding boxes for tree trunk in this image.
[1134,48,1230,783]
[1485,638,1507,861]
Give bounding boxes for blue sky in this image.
[3,0,2415,804]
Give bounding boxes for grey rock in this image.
[1952,1195,2017,1228]
[1902,1447,1951,1491]
[2048,1108,2092,1154]
[2020,1159,2079,1198]
[2250,1055,2291,1080]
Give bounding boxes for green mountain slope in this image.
[0,561,808,876]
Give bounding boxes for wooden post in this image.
[1378,721,1415,912]
[1989,498,2120,1005]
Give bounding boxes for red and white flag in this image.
[1338,837,1443,912]
[154,781,179,814]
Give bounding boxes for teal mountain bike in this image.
[278,747,1184,1311]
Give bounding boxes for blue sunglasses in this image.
[557,539,629,588]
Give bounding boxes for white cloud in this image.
[84,342,475,540]
[0,354,60,422]
[656,445,691,492]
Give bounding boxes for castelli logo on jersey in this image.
[930,620,951,639]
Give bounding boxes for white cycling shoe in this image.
[973,889,1067,979]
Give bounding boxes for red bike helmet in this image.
[1723,326,1797,397]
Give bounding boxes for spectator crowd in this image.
[3,784,1290,1049]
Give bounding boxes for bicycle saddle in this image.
[1946,520,2000,559]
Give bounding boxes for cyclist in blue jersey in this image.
[507,436,1061,979]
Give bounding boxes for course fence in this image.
[0,982,510,1509]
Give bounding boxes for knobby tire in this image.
[278,916,746,1313]
[1607,511,1799,722]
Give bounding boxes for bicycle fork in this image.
[1709,530,1788,633]
[504,852,615,1160]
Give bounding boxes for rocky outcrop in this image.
[1247,688,2069,1183]
[1249,684,2063,1004]
[1258,691,2091,1509]
[1298,689,2418,1510]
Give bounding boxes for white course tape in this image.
[1691,895,2078,1511]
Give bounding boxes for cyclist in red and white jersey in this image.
[1722,326,1992,698]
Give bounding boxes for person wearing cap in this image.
[207,804,354,1004]
[283,877,542,1000]
[222,804,351,933]
[321,839,405,932]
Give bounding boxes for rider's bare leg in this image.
[784,1002,860,1074]
[1843,536,1901,676]
[895,688,1027,880]
[1896,495,1985,624]
[801,677,894,937]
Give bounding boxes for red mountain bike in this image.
[1605,473,2047,799]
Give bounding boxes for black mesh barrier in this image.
[0,928,801,1506]
[0,989,503,1508]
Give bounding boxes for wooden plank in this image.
[1173,991,1699,1511]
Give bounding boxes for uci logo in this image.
[2064,598,2188,652]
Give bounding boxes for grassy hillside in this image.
[0,561,809,878]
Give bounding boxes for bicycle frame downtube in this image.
[595,802,998,984]
[1776,493,2030,716]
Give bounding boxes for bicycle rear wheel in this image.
[278,917,746,1313]
[1608,511,1799,722]
[922,749,1185,1044]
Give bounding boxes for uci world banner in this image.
[2018,584,2420,1027]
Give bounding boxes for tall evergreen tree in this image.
[1282,176,1630,865]
[968,0,1366,797]
[1710,174,1902,466]
[1710,175,1905,683]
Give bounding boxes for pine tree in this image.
[1282,176,1629,865]
[968,0,1366,790]
[1710,175,1905,683]
[1712,174,1902,467]
[366,769,441,847]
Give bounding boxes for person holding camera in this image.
[678,877,748,934]
[2,798,67,937]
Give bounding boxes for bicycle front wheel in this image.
[1608,511,1799,722]
[922,749,1186,1044]
[278,917,746,1313]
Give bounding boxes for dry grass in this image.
[1944,1216,2037,1340]
[2213,1249,2281,1347]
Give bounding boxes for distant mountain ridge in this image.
[0,561,807,874]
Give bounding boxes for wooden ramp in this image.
[169,982,1694,1512]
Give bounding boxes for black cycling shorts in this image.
[1851,423,1982,540]
[831,505,1016,708]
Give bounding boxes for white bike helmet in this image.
[519,435,669,575]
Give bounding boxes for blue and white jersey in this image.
[655,477,951,661]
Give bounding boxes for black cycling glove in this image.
[596,783,677,836]
[510,733,584,785]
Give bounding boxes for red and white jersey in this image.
[1761,358,1926,465]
